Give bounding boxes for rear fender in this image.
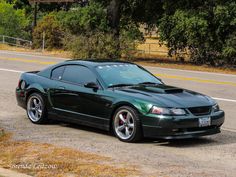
[26,84,48,104]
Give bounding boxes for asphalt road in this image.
[0,50,235,176]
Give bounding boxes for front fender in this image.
[112,99,153,115]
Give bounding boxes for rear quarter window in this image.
[51,66,65,80]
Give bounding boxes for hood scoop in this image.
[164,88,183,94]
[145,86,184,94]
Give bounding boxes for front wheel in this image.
[26,93,48,124]
[113,106,142,143]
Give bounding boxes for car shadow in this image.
[141,130,236,147]
[57,121,114,137]
[46,119,236,147]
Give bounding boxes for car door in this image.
[50,64,112,129]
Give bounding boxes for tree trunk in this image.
[107,0,122,36]
[107,0,122,58]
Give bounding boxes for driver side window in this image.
[62,65,97,85]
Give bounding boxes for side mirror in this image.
[84,82,99,90]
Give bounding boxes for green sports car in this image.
[16,60,225,142]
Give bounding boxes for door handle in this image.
[58,86,65,90]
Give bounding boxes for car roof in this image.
[64,59,134,67]
[37,59,136,78]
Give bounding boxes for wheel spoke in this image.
[119,114,126,123]
[38,109,42,116]
[117,125,125,131]
[33,99,38,106]
[35,110,39,118]
[126,113,132,123]
[128,123,134,128]
[30,107,36,111]
[125,127,130,136]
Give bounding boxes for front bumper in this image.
[142,111,225,139]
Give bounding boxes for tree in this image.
[32,13,64,49]
[157,0,236,65]
[91,0,162,58]
[56,2,109,35]
[0,1,29,38]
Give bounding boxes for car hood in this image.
[115,84,216,108]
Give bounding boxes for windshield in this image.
[96,64,162,87]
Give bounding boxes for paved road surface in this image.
[0,50,235,176]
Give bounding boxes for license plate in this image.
[199,117,211,127]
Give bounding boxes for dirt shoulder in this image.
[0,132,138,177]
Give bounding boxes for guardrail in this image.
[0,35,32,49]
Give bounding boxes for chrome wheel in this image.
[27,96,43,122]
[114,109,135,140]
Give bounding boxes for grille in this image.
[188,106,212,116]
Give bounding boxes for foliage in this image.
[158,0,236,66]
[56,2,109,35]
[0,1,29,38]
[1,0,236,65]
[66,31,137,59]
[57,2,143,59]
[32,13,64,49]
[5,0,31,13]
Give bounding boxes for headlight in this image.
[150,106,186,115]
[212,104,220,112]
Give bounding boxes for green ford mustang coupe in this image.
[16,60,225,142]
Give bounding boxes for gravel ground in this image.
[0,72,235,177]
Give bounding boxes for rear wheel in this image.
[26,93,47,124]
[113,106,142,143]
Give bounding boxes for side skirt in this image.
[48,108,110,131]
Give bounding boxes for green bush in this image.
[66,31,137,59]
[0,1,29,38]
[32,13,64,49]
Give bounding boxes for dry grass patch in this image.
[0,133,138,177]
[0,44,33,52]
[0,44,71,58]
[137,39,169,58]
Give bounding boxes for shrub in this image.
[32,13,64,49]
[66,31,137,59]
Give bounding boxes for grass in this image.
[0,132,138,177]
[0,44,33,52]
[0,44,72,58]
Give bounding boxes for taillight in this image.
[19,80,26,90]
[18,80,21,88]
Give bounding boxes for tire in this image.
[26,93,48,124]
[113,106,143,143]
